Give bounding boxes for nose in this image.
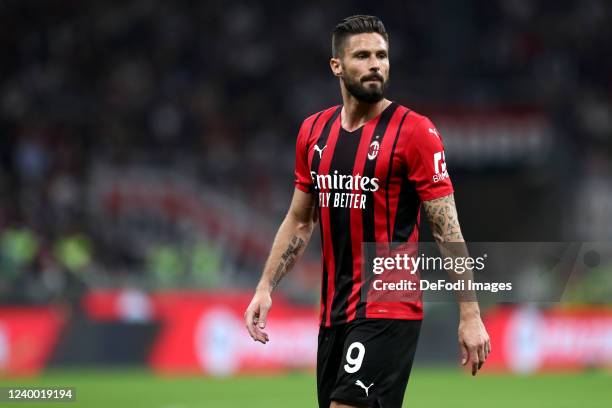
[370,57,380,69]
[369,56,381,72]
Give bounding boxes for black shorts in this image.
[317,318,421,408]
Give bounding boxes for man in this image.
[245,15,490,408]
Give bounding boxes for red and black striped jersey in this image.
[294,102,454,327]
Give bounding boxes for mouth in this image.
[362,77,383,84]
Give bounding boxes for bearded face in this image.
[333,32,390,104]
[342,68,388,103]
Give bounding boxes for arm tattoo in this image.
[422,194,464,242]
[270,235,305,290]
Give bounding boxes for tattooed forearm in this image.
[422,194,464,242]
[270,235,305,290]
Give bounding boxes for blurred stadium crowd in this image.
[0,0,611,303]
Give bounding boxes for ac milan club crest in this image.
[368,140,380,160]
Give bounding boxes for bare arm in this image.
[422,193,464,242]
[244,188,317,343]
[423,193,491,375]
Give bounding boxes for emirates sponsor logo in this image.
[310,170,379,192]
[310,170,380,209]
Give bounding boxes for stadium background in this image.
[0,0,610,407]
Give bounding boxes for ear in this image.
[330,57,342,77]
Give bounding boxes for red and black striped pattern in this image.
[294,102,453,327]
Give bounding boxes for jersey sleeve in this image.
[294,118,313,193]
[404,116,454,201]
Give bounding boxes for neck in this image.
[340,84,391,132]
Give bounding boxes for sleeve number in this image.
[343,341,365,373]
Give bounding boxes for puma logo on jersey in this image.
[355,380,374,397]
[429,128,439,138]
[313,144,327,159]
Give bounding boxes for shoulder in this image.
[296,105,340,148]
[395,107,445,154]
[393,106,440,140]
[393,106,433,134]
[296,105,341,144]
[301,105,342,127]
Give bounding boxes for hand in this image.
[458,315,491,376]
[244,289,272,344]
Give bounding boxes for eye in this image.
[377,52,388,59]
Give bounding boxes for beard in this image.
[343,72,388,104]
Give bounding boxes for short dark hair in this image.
[332,15,388,58]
